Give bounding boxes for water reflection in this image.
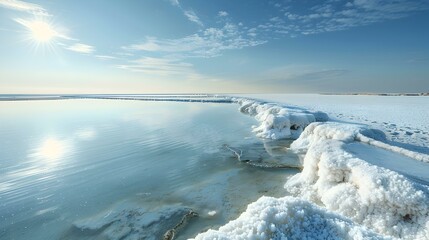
[34,138,69,161]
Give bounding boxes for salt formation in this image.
[286,122,429,239]
[193,196,389,240]
[234,98,328,139]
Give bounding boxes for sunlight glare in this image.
[37,138,67,161]
[27,20,56,42]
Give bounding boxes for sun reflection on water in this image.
[35,138,69,161]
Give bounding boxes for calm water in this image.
[0,99,299,239]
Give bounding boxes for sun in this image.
[26,20,57,43]
[15,18,59,44]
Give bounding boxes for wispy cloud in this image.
[16,17,95,55]
[183,10,203,26]
[120,20,266,81]
[14,18,72,40]
[67,43,95,54]
[125,23,265,58]
[218,11,228,17]
[351,0,428,13]
[2,0,100,57]
[168,0,204,27]
[0,0,48,16]
[95,55,117,60]
[257,0,429,37]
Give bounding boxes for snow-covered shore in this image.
[194,96,429,239]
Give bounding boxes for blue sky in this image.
[0,0,428,93]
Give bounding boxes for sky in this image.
[0,0,428,94]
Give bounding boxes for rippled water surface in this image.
[0,99,299,239]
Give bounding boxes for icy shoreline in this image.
[194,97,429,239]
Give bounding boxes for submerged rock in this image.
[72,201,195,240]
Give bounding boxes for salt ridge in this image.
[233,98,328,139]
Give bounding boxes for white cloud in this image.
[218,11,228,17]
[184,10,203,26]
[345,2,354,7]
[126,23,265,58]
[0,0,48,15]
[128,37,162,51]
[67,43,95,54]
[168,0,204,27]
[353,0,429,13]
[14,18,72,40]
[120,22,265,79]
[95,55,117,60]
[269,17,282,22]
[260,0,429,37]
[4,1,99,57]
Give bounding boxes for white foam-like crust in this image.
[193,196,390,240]
[233,98,328,140]
[286,122,429,239]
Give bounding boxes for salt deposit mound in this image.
[234,98,328,139]
[193,196,389,240]
[286,122,429,239]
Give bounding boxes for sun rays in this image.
[14,18,63,52]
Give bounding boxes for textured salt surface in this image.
[286,122,429,239]
[194,97,429,240]
[193,196,390,240]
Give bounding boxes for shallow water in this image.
[0,99,299,239]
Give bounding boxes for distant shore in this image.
[320,92,429,96]
[0,93,428,102]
